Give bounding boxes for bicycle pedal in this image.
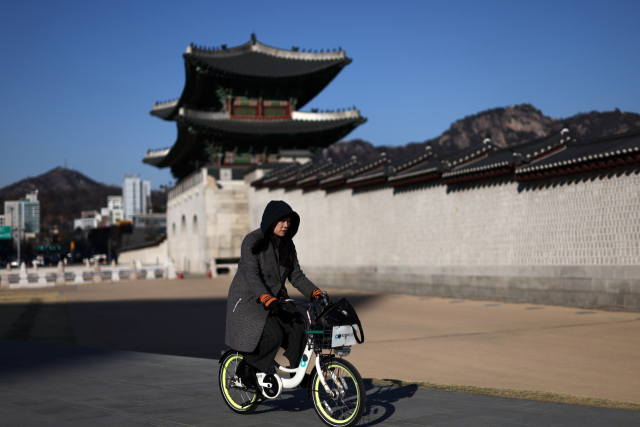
[230,377,257,393]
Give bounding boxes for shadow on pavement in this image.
[0,293,380,370]
[360,382,418,425]
[248,381,417,426]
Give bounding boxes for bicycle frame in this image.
[265,297,338,397]
[272,343,313,389]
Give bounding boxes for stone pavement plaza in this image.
[2,340,640,427]
[1,275,639,426]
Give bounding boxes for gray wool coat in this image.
[224,228,317,353]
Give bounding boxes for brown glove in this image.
[312,289,328,300]
[259,293,280,311]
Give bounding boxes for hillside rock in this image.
[561,109,640,142]
[432,104,556,153]
[322,104,640,163]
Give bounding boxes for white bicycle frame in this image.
[271,343,315,389]
[252,296,343,399]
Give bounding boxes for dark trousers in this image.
[243,305,306,373]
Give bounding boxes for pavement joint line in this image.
[0,389,200,427]
[367,318,640,344]
[364,378,640,411]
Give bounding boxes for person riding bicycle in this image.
[225,200,328,390]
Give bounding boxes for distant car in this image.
[9,258,31,267]
[89,254,107,264]
[32,258,45,266]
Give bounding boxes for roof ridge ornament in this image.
[191,37,348,61]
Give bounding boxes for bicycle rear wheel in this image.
[219,352,259,414]
[310,358,366,427]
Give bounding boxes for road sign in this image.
[0,226,12,240]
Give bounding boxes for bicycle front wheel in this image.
[310,358,366,427]
[218,352,259,414]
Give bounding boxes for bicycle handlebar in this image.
[278,297,326,308]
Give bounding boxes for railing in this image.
[0,263,177,290]
[168,168,205,201]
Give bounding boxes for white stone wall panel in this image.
[250,173,640,269]
[167,169,249,273]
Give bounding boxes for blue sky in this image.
[1,0,638,189]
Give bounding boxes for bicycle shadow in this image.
[360,381,418,426]
[253,380,418,425]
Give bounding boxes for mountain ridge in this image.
[317,104,640,164]
[0,168,166,238]
[0,167,117,199]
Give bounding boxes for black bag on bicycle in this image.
[311,298,365,346]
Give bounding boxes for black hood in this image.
[260,200,300,239]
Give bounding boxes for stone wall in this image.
[118,240,168,266]
[248,170,640,310]
[167,168,249,273]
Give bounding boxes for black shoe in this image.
[237,360,258,390]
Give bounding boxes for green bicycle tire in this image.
[218,352,259,414]
[310,358,366,427]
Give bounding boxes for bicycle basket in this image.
[306,325,361,349]
[308,298,364,348]
[306,329,333,349]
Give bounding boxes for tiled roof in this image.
[150,36,355,121]
[278,159,334,187]
[318,157,363,189]
[273,162,317,187]
[143,148,171,167]
[246,130,640,189]
[184,110,366,137]
[440,131,572,183]
[441,138,495,170]
[388,158,442,186]
[262,164,305,187]
[386,145,438,186]
[187,38,350,79]
[150,100,179,120]
[516,130,640,180]
[510,129,570,166]
[251,163,299,188]
[345,153,391,188]
[299,156,359,188]
[441,150,512,183]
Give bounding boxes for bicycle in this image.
[219,295,366,427]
